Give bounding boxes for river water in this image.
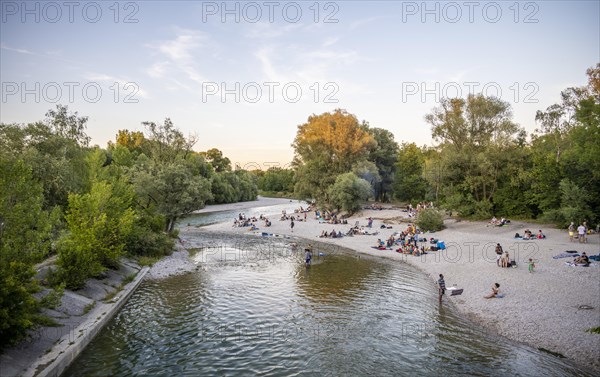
[64,209,592,376]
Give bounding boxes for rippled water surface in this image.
[65,230,592,376]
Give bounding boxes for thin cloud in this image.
[145,28,209,86]
[0,43,34,55]
[84,72,149,98]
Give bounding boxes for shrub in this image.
[416,208,445,231]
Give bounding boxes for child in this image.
[528,258,535,273]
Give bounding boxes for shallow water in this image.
[178,202,303,227]
[64,230,592,377]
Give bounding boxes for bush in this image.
[416,208,445,231]
[327,173,373,214]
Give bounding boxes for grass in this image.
[137,255,161,267]
[82,301,96,315]
[585,326,600,334]
[102,272,138,303]
[187,248,202,257]
[123,273,137,284]
[33,314,61,328]
[103,290,119,302]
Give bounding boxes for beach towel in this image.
[553,253,579,259]
[589,255,600,261]
[371,246,388,250]
[564,262,591,267]
[437,241,446,250]
[495,294,505,298]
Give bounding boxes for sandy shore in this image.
[193,196,293,214]
[187,204,600,372]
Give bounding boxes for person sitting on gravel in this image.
[574,252,590,265]
[537,230,546,239]
[484,283,501,298]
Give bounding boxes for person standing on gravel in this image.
[577,223,586,243]
[568,222,575,242]
[495,243,503,266]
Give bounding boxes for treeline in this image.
[289,64,599,227]
[0,111,257,348]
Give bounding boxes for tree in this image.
[142,118,196,165]
[352,160,380,196]
[257,167,295,192]
[393,143,428,202]
[44,105,90,147]
[364,126,399,201]
[424,94,524,218]
[0,158,57,347]
[292,109,376,203]
[201,148,232,172]
[530,63,600,224]
[56,180,136,288]
[114,129,146,154]
[135,161,212,233]
[327,172,373,213]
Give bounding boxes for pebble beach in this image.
[176,198,600,372]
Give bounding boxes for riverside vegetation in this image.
[1,63,598,349]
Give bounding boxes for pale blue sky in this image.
[1,1,598,167]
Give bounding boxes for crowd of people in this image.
[488,217,509,226]
[233,213,272,228]
[319,229,344,238]
[405,201,434,218]
[568,221,591,243]
[515,229,546,240]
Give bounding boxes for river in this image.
[64,208,593,376]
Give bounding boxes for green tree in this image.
[327,172,373,213]
[393,143,428,202]
[56,180,136,288]
[0,159,57,347]
[135,161,212,233]
[201,148,232,172]
[257,167,295,192]
[424,94,524,218]
[364,126,399,201]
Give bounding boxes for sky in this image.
[1,0,598,169]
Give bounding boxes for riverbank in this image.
[187,205,600,372]
[192,196,293,214]
[0,260,147,377]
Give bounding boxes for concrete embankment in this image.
[0,261,148,377]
